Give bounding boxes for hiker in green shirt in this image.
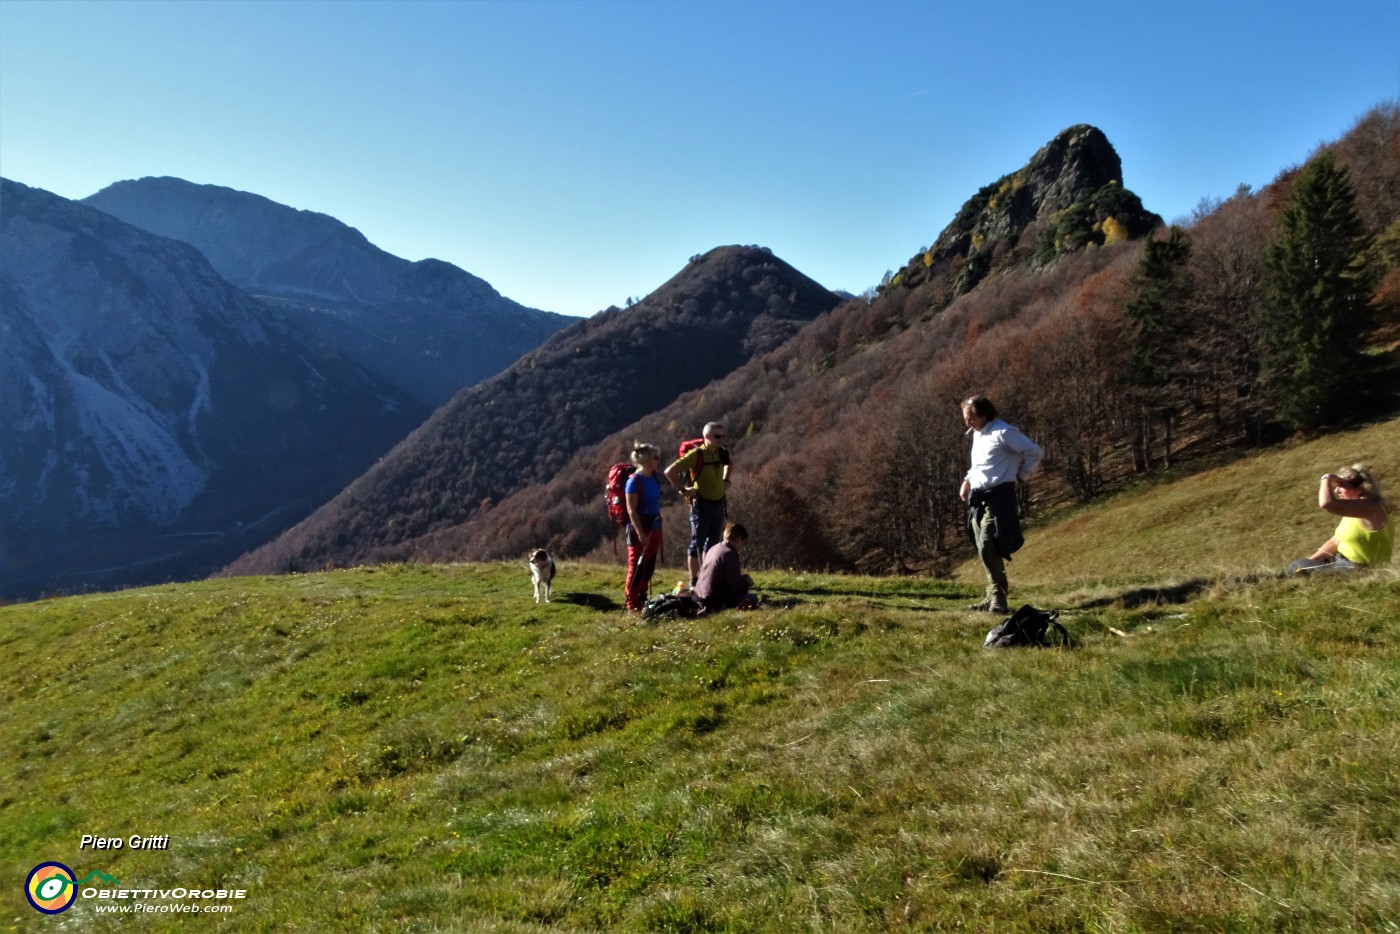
[665,422,732,587]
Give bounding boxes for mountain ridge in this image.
[225,244,843,575]
[894,123,1161,296]
[0,178,428,600]
[83,176,574,406]
[11,107,1395,596]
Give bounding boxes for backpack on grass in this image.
[982,604,1072,649]
[642,592,700,622]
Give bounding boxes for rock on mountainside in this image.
[226,245,843,575]
[0,179,426,600]
[895,124,1161,296]
[83,177,573,406]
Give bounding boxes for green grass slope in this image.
[982,414,1400,588]
[3,428,1398,932]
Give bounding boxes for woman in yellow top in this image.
[1287,464,1394,574]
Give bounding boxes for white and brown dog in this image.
[528,549,556,603]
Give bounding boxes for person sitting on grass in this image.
[694,521,756,614]
[1287,464,1393,575]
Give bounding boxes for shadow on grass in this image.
[762,586,963,612]
[560,592,623,612]
[765,586,855,598]
[1073,578,1211,610]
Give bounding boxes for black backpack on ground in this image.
[642,593,700,622]
[982,604,1072,649]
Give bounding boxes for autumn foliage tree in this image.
[1179,188,1273,440]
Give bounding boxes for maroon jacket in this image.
[694,541,752,612]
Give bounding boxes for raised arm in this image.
[1318,473,1388,527]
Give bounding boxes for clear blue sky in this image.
[2,0,1396,316]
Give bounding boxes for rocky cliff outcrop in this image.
[894,124,1161,295]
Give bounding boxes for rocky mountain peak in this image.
[1021,124,1124,214]
[83,177,380,296]
[894,124,1161,295]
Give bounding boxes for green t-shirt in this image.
[1335,514,1394,565]
[676,445,729,501]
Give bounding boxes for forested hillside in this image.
[426,107,1399,572]
[225,246,841,575]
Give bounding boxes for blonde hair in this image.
[1336,463,1387,506]
[630,442,661,468]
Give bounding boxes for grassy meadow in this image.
[3,419,1399,932]
[984,414,1400,588]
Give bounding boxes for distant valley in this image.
[0,177,572,600]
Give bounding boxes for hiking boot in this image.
[968,599,1009,613]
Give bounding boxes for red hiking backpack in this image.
[677,439,733,490]
[606,462,635,554]
[677,438,730,486]
[674,436,705,481]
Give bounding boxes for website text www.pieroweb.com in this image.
[25,835,248,917]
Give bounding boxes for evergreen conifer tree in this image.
[1125,226,1191,467]
[1127,226,1192,390]
[1261,151,1370,430]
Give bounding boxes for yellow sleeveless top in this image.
[1335,514,1394,566]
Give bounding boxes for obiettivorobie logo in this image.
[25,861,248,916]
[25,863,120,914]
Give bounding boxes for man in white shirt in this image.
[958,396,1043,613]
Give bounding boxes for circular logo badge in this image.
[26,862,78,914]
